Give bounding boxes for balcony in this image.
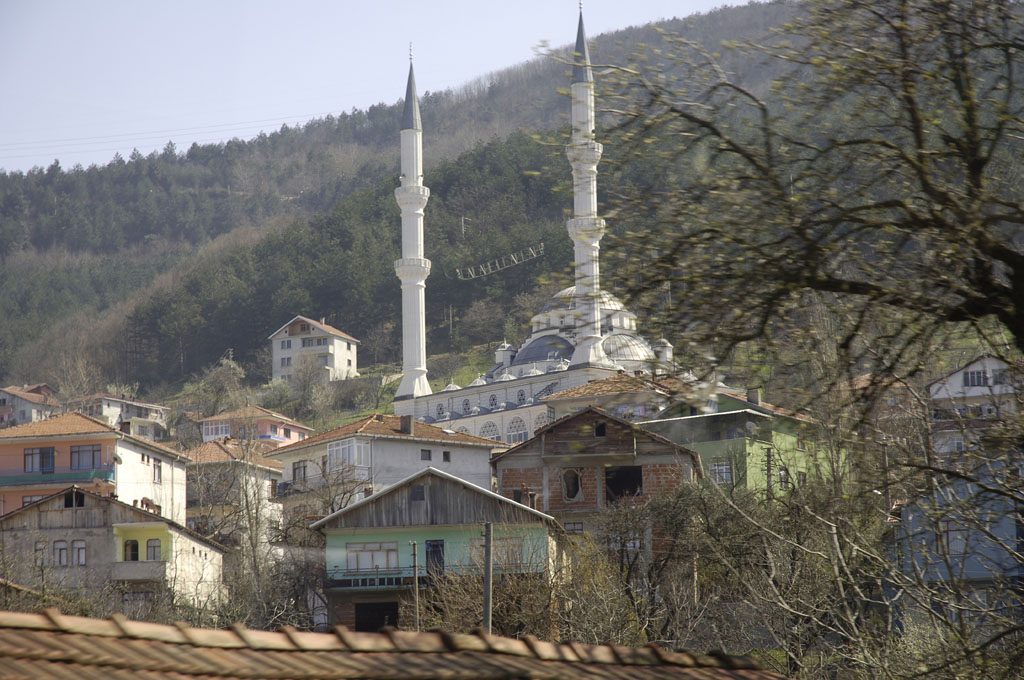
[326,563,549,590]
[0,464,115,488]
[111,560,167,582]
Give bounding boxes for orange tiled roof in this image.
[270,314,360,343]
[185,438,283,471]
[717,388,816,423]
[0,412,114,438]
[0,608,780,679]
[543,373,681,401]
[273,414,503,455]
[198,405,311,429]
[1,384,61,407]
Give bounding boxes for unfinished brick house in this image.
[492,406,702,535]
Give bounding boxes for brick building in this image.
[492,407,701,535]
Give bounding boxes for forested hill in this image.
[0,2,799,390]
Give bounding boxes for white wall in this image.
[115,439,187,525]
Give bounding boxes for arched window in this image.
[534,413,549,431]
[506,417,528,444]
[462,399,471,414]
[517,389,526,405]
[488,394,498,409]
[124,540,139,562]
[436,403,446,418]
[456,426,470,434]
[478,421,499,441]
[146,539,161,561]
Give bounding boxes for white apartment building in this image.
[269,315,359,384]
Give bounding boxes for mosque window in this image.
[462,399,471,414]
[456,427,470,434]
[517,390,526,405]
[479,421,500,441]
[506,418,527,444]
[488,394,498,409]
[534,413,549,431]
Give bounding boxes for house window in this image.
[442,451,451,463]
[605,466,643,502]
[24,448,55,474]
[203,422,230,439]
[153,461,162,484]
[270,424,278,435]
[709,461,734,485]
[347,342,352,351]
[299,323,310,332]
[463,399,471,414]
[347,359,352,367]
[564,522,584,535]
[53,541,68,567]
[302,338,314,347]
[124,540,139,562]
[346,542,398,571]
[563,468,583,501]
[411,485,425,501]
[280,340,291,349]
[595,422,607,437]
[939,521,968,555]
[64,490,85,508]
[281,357,292,367]
[292,461,308,482]
[797,471,807,487]
[963,370,987,387]
[421,449,432,461]
[478,421,499,440]
[778,468,791,490]
[72,540,86,566]
[796,437,807,451]
[993,369,1010,385]
[71,444,102,469]
[146,539,161,561]
[284,428,292,438]
[22,495,45,507]
[488,394,498,409]
[506,417,528,444]
[327,439,371,476]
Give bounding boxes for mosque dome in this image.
[495,371,517,382]
[603,333,656,364]
[540,286,629,314]
[468,375,488,387]
[440,382,462,392]
[511,335,574,366]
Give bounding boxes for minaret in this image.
[394,59,432,399]
[567,12,611,368]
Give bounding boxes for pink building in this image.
[198,406,312,448]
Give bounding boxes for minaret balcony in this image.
[394,185,430,210]
[394,257,432,281]
[566,141,603,166]
[568,217,606,244]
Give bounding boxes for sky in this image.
[0,0,733,173]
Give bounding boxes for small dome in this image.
[603,334,656,363]
[440,382,461,392]
[417,415,436,424]
[496,341,513,351]
[522,363,545,377]
[495,370,517,382]
[468,375,487,387]
[540,286,629,314]
[512,335,574,366]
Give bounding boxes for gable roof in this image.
[0,486,225,551]
[0,608,778,679]
[184,438,283,472]
[271,413,503,457]
[0,412,189,462]
[925,353,1011,389]
[542,372,676,401]
[198,405,311,430]
[491,406,701,472]
[268,314,360,343]
[716,388,817,424]
[311,466,555,530]
[1,384,61,407]
[65,392,167,410]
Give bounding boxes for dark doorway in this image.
[605,466,643,502]
[425,540,445,575]
[354,601,399,632]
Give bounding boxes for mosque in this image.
[392,13,673,443]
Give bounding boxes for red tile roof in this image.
[543,372,678,401]
[1,384,61,407]
[0,411,115,438]
[0,608,781,679]
[269,314,360,343]
[184,438,284,471]
[272,414,503,456]
[198,405,311,429]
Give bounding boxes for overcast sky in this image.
[0,1,734,173]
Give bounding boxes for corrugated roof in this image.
[0,608,780,679]
[271,414,503,456]
[184,438,283,472]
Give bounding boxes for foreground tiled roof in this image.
[0,412,114,438]
[199,405,310,429]
[185,438,284,471]
[272,414,503,455]
[0,608,780,679]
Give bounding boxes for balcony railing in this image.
[326,562,549,590]
[0,464,115,487]
[111,560,167,582]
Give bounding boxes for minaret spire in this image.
[395,59,432,399]
[567,11,611,368]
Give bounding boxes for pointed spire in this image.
[572,11,592,84]
[402,61,422,130]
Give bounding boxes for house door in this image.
[425,540,444,575]
[354,601,398,632]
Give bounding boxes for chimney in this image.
[399,414,415,435]
[320,317,326,325]
[747,388,761,405]
[528,491,537,510]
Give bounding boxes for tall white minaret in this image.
[394,59,432,399]
[567,12,611,368]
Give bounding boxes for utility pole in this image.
[410,541,420,632]
[482,522,493,633]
